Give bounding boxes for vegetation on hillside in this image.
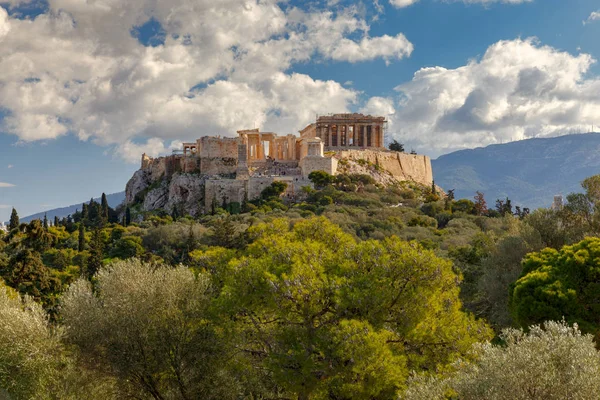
[2,173,600,398]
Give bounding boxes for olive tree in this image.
[0,283,63,399]
[60,259,237,400]
[403,321,600,400]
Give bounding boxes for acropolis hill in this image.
[125,113,433,215]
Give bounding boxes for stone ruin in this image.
[129,113,433,214]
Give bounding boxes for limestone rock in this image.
[125,169,152,204]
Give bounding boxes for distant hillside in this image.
[432,133,600,210]
[21,192,126,223]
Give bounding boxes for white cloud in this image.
[390,0,420,8]
[7,165,13,169]
[391,38,600,156]
[0,1,413,162]
[390,0,532,8]
[584,11,600,25]
[0,182,16,187]
[0,205,11,209]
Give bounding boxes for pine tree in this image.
[78,223,86,252]
[54,216,59,227]
[9,208,19,231]
[43,214,48,230]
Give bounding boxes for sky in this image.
[0,0,599,221]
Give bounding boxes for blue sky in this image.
[1,0,599,221]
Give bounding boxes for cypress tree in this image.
[54,216,59,227]
[100,193,109,223]
[125,207,131,227]
[9,208,19,231]
[78,223,85,252]
[81,203,88,223]
[86,228,104,278]
[43,214,48,230]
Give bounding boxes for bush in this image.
[403,321,600,400]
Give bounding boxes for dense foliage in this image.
[3,174,600,398]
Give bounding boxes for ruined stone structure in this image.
[126,114,432,215]
[300,113,386,150]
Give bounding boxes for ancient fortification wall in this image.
[336,149,433,186]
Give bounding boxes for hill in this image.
[432,133,600,209]
[20,192,125,223]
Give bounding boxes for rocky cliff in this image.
[125,149,433,217]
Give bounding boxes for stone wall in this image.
[336,149,433,186]
[199,136,238,158]
[205,176,313,211]
[299,156,338,178]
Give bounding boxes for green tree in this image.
[9,207,19,231]
[78,223,86,252]
[86,228,104,278]
[43,213,48,230]
[222,218,491,399]
[389,140,404,152]
[0,283,64,398]
[308,170,334,189]
[100,193,109,224]
[53,215,59,227]
[511,237,600,337]
[1,249,57,304]
[125,206,131,226]
[60,259,238,399]
[403,321,600,400]
[260,181,288,200]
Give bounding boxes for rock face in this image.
[126,172,206,217]
[125,148,434,217]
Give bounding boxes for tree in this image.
[308,170,334,190]
[54,216,59,227]
[222,218,491,399]
[60,259,238,399]
[86,228,104,278]
[260,181,288,200]
[0,283,64,398]
[444,189,455,210]
[473,191,487,216]
[43,213,48,230]
[78,223,86,252]
[511,237,600,337]
[403,321,600,400]
[494,197,513,216]
[125,206,131,226]
[9,208,19,231]
[100,193,109,224]
[389,140,404,152]
[0,249,58,306]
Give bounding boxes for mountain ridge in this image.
[433,133,600,209]
[19,192,126,223]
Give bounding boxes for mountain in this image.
[432,133,600,210]
[20,192,126,223]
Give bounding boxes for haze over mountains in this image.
[433,133,600,210]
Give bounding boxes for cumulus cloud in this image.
[0,1,413,162]
[0,182,16,187]
[392,38,600,156]
[584,11,600,25]
[390,0,531,8]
